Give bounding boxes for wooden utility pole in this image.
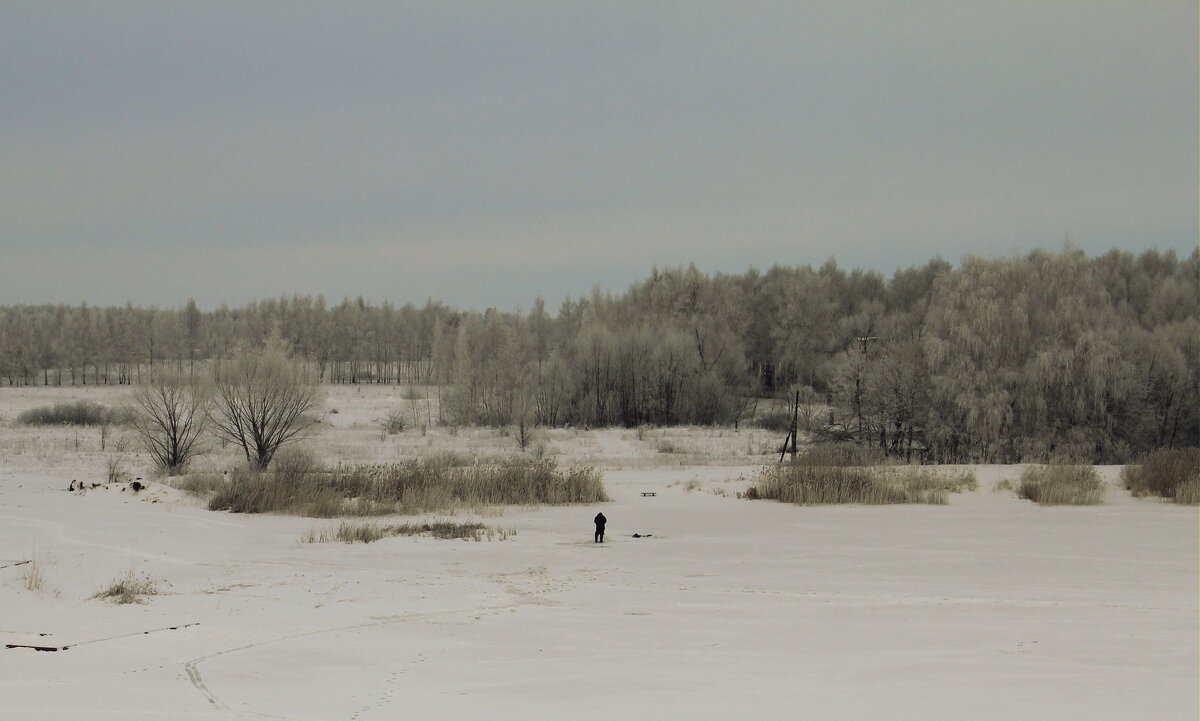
[853,336,879,442]
[779,389,800,462]
[790,389,799,456]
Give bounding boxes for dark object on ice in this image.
[5,643,60,652]
[6,621,199,652]
[129,481,144,492]
[641,492,656,497]
[632,533,653,538]
[91,483,100,489]
[68,480,77,491]
[594,512,606,543]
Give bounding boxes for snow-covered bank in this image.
[1,463,1195,720]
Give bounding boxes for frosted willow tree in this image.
[922,248,1141,462]
[770,267,841,389]
[209,341,323,470]
[129,369,209,474]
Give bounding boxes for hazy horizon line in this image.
[2,242,1194,313]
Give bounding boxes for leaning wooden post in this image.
[789,390,799,457]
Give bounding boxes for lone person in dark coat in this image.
[594,512,607,543]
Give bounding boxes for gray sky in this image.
[2,1,1195,310]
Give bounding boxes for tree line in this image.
[1,246,1196,463]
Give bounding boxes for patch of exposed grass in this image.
[400,386,427,401]
[753,411,793,433]
[748,445,967,505]
[1122,448,1199,505]
[91,568,159,604]
[425,450,497,467]
[300,520,511,543]
[300,521,388,543]
[208,456,606,517]
[1018,463,1105,505]
[175,471,228,495]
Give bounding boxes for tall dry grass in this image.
[1122,447,1199,505]
[91,568,159,604]
[21,559,45,591]
[200,455,606,517]
[749,445,973,505]
[18,400,133,427]
[1018,463,1105,505]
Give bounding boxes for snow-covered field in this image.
[0,387,1196,720]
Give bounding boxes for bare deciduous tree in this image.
[210,342,322,470]
[129,370,209,474]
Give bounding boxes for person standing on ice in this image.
[594,512,607,543]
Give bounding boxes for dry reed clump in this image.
[175,471,228,496]
[424,450,496,467]
[875,467,978,504]
[655,441,684,454]
[91,568,159,604]
[17,400,132,427]
[327,457,607,512]
[1174,478,1200,505]
[748,445,962,505]
[208,456,606,517]
[797,443,886,466]
[1018,463,1105,505]
[205,468,329,515]
[300,520,508,544]
[21,559,45,591]
[271,446,322,480]
[1122,448,1199,505]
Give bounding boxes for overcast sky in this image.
[2,2,1195,310]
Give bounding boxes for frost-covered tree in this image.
[129,370,209,474]
[209,340,323,470]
